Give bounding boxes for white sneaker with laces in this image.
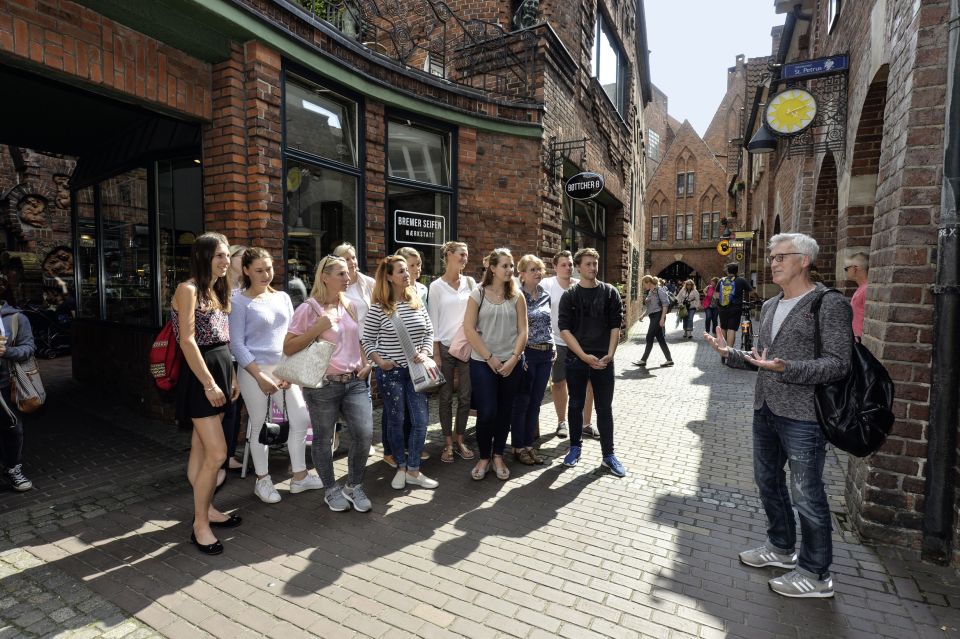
[290,473,322,494]
[254,476,281,504]
[768,570,834,598]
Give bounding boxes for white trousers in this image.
[237,365,311,476]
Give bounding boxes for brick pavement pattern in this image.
[1,316,958,638]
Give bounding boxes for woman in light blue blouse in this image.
[509,254,552,465]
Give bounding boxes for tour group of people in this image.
[174,234,625,556]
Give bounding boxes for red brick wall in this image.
[0,0,211,119]
[811,153,838,286]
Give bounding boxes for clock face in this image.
[765,89,818,135]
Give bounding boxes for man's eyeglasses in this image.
[843,265,858,272]
[767,252,805,264]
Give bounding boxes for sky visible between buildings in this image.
[645,0,783,135]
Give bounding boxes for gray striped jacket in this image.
[726,283,852,422]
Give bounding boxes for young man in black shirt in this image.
[557,248,626,477]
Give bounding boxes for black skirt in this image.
[176,343,234,424]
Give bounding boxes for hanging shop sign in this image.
[782,55,849,80]
[564,172,605,200]
[717,240,732,256]
[394,210,445,247]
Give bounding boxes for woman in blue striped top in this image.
[361,255,438,491]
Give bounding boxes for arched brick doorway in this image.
[812,154,839,286]
[658,261,696,286]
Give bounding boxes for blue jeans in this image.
[470,358,522,459]
[704,307,718,335]
[510,348,553,448]
[566,354,615,456]
[376,367,428,471]
[303,378,373,487]
[682,307,695,332]
[753,404,832,580]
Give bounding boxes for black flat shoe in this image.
[209,514,242,528]
[190,532,223,555]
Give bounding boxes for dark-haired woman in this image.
[463,248,528,481]
[361,256,438,491]
[230,248,319,505]
[171,232,240,555]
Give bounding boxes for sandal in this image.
[383,454,398,469]
[514,449,536,466]
[455,443,475,460]
[471,460,490,480]
[441,447,455,463]
[492,457,510,481]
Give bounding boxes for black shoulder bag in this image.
[258,390,290,446]
[811,289,895,456]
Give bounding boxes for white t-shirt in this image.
[771,288,816,340]
[344,272,375,326]
[428,275,476,345]
[541,275,578,346]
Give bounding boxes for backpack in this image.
[150,319,182,391]
[666,289,679,311]
[811,290,895,457]
[718,276,736,307]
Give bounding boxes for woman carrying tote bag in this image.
[229,248,318,505]
[284,255,375,513]
[361,255,438,492]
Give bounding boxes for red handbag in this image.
[149,319,182,391]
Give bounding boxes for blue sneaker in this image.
[562,446,582,467]
[602,455,626,477]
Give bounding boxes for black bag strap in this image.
[810,288,843,358]
[264,389,288,423]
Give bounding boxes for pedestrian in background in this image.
[703,277,720,336]
[428,241,476,464]
[559,248,626,477]
[717,262,752,355]
[397,246,429,306]
[171,232,240,556]
[676,279,701,339]
[463,248,527,481]
[510,254,552,465]
[844,252,869,339]
[705,232,851,598]
[286,254,375,512]
[230,248,320,505]
[0,283,35,492]
[635,275,673,368]
[333,242,375,325]
[220,245,248,476]
[362,256,438,491]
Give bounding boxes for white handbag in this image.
[389,311,445,393]
[273,300,335,388]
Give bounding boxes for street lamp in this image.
[747,125,777,154]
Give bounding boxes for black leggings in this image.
[641,312,672,363]
[0,387,23,468]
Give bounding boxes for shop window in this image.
[648,130,660,162]
[158,159,203,312]
[592,13,627,115]
[286,160,359,295]
[100,169,151,325]
[563,197,607,278]
[285,75,358,167]
[386,117,454,276]
[75,187,98,319]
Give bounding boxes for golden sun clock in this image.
[765,89,818,135]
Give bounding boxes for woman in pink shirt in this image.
[283,255,375,514]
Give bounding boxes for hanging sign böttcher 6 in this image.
[394,210,445,247]
[564,172,605,200]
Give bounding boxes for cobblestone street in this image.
[1,317,958,638]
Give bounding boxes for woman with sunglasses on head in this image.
[230,248,320,505]
[463,248,528,481]
[171,232,241,555]
[361,255,438,491]
[284,255,375,513]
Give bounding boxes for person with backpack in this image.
[717,262,752,355]
[634,275,674,368]
[704,232,852,598]
[0,283,36,492]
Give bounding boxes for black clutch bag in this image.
[258,391,290,446]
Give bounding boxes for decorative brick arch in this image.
[812,153,839,286]
[845,67,889,258]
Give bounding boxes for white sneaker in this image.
[405,472,438,489]
[391,469,407,490]
[254,476,281,504]
[289,473,323,494]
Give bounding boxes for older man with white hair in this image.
[705,232,852,598]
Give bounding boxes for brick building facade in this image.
[0,0,651,417]
[733,0,959,565]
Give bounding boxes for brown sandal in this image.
[441,447,455,463]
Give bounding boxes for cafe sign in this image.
[394,210,445,247]
[564,171,604,200]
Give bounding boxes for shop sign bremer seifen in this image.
[564,172,604,200]
[394,210,445,247]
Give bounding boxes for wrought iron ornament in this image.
[784,73,847,158]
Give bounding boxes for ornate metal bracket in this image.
[784,72,848,158]
[547,137,588,188]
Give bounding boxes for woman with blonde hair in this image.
[284,254,375,512]
[230,248,319,505]
[635,274,673,368]
[463,248,528,481]
[427,241,476,463]
[676,279,701,339]
[361,256,438,490]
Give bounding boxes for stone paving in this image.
[0,316,959,638]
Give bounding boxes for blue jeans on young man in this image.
[303,378,373,487]
[753,403,832,580]
[376,367,428,471]
[566,354,615,456]
[469,358,522,459]
[510,348,553,449]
